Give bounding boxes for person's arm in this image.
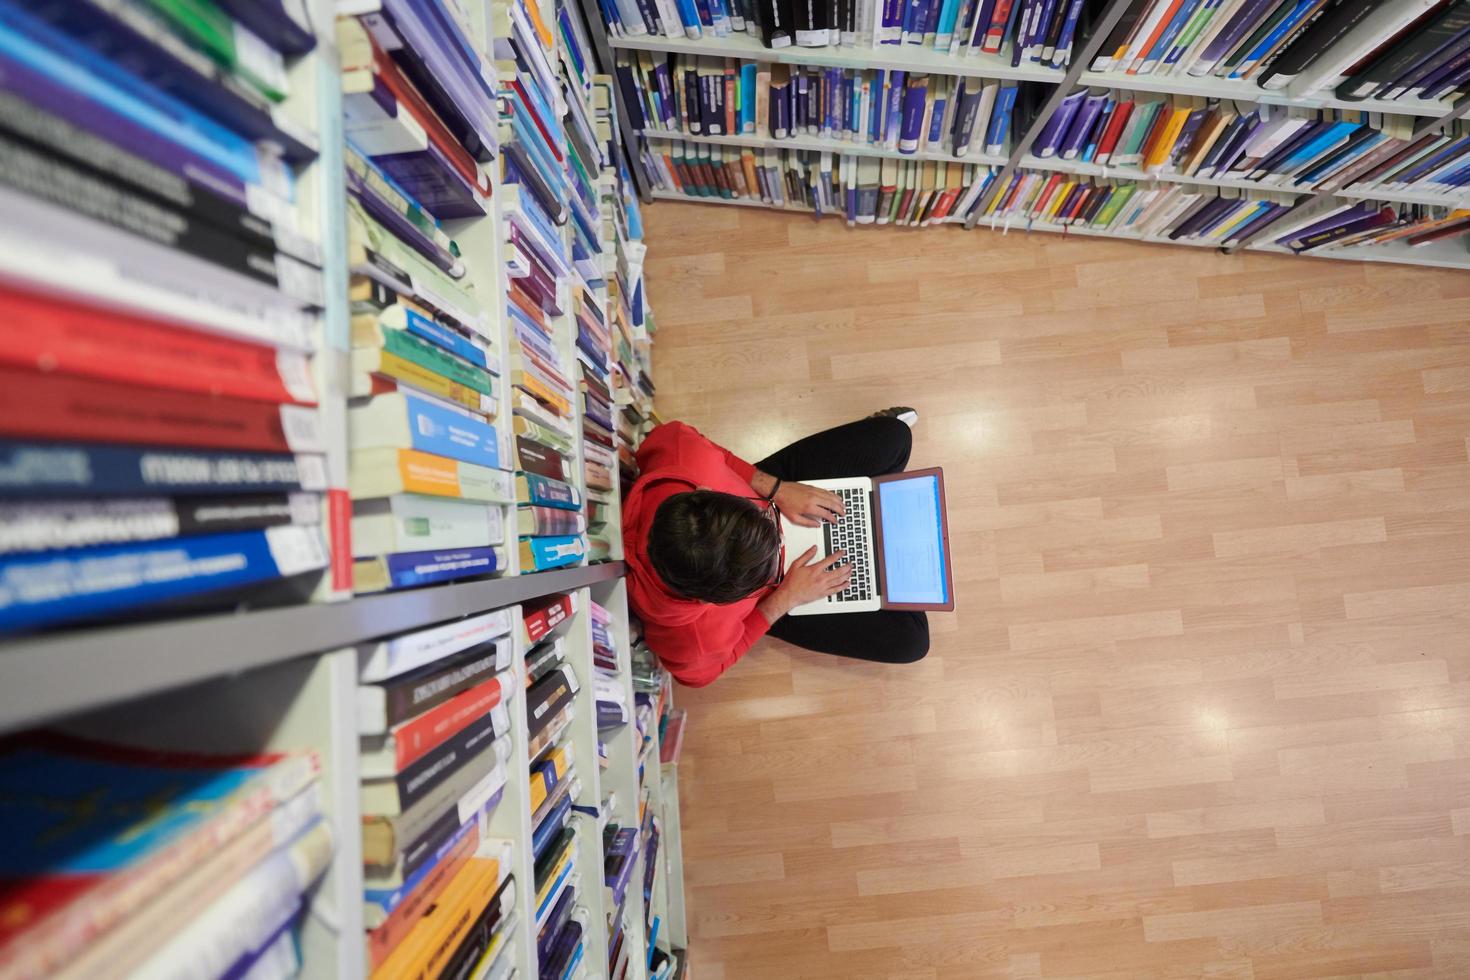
[757,546,852,624]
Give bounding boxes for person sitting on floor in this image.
[621,410,930,687]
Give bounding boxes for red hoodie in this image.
[623,422,774,687]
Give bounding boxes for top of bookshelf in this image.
[0,563,626,737]
[609,32,1063,83]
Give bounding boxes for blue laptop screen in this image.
[877,474,948,604]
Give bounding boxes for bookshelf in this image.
[593,0,1470,269]
[0,0,679,977]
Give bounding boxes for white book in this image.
[120,821,333,980]
[1121,0,1183,73]
[352,493,506,557]
[1285,0,1442,95]
[358,607,516,682]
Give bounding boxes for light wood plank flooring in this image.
[641,202,1470,980]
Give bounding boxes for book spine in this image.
[386,676,511,773]
[366,824,479,968]
[363,545,508,592]
[520,533,588,571]
[372,710,503,814]
[518,473,582,510]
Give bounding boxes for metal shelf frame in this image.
[0,562,626,736]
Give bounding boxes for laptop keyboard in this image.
[823,487,875,603]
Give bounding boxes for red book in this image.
[1094,100,1135,164]
[1408,216,1470,246]
[0,366,323,453]
[983,0,1019,52]
[380,673,510,772]
[1063,185,1094,222]
[515,342,574,392]
[507,77,564,164]
[369,36,491,198]
[523,592,575,643]
[724,66,737,136]
[509,282,550,332]
[0,285,315,406]
[1127,0,1186,73]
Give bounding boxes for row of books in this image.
[358,608,521,979]
[1092,0,1470,104]
[0,0,337,635]
[1269,198,1470,252]
[600,0,1088,68]
[588,599,636,979]
[646,141,996,222]
[499,0,595,575]
[0,732,328,980]
[1034,90,1470,198]
[522,593,591,978]
[631,637,681,979]
[337,0,521,594]
[617,52,1020,157]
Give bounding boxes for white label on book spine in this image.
[294,454,329,491]
[278,404,326,453]
[266,525,329,576]
[276,350,318,405]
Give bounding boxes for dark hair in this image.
[646,491,779,604]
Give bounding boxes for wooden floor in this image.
[640,202,1470,980]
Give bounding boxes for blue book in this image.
[672,0,702,33]
[901,0,927,41]
[868,72,884,142]
[518,472,582,510]
[359,545,506,591]
[706,0,732,33]
[0,442,325,497]
[0,527,326,632]
[1228,0,1317,78]
[883,69,906,147]
[521,534,587,571]
[1162,0,1221,67]
[986,84,1019,155]
[1081,96,1116,161]
[934,0,962,46]
[1140,0,1205,70]
[1267,121,1360,177]
[537,853,576,921]
[0,7,270,188]
[391,307,489,369]
[533,796,573,859]
[353,391,503,469]
[692,0,714,28]
[740,62,757,132]
[897,74,929,152]
[927,82,950,146]
[1051,0,1086,66]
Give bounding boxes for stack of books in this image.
[358,609,522,979]
[0,734,327,978]
[601,0,1088,68]
[1031,90,1470,201]
[0,0,335,632]
[978,170,1295,241]
[591,600,628,733]
[1092,0,1470,105]
[495,0,590,574]
[649,143,999,222]
[1269,197,1470,252]
[521,592,589,978]
[619,53,1020,158]
[338,5,517,594]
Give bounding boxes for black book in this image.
[614,61,648,130]
[0,132,307,302]
[1394,29,1470,96]
[1293,122,1381,184]
[1079,185,1112,225]
[757,0,796,47]
[1342,2,1470,99]
[358,640,503,734]
[1091,0,1151,68]
[527,664,578,739]
[214,0,316,55]
[526,637,567,686]
[0,493,319,556]
[533,827,578,891]
[1258,0,1380,88]
[632,0,664,33]
[360,712,504,816]
[683,66,703,134]
[0,91,298,264]
[442,875,515,980]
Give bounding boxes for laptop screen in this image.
[876,473,949,605]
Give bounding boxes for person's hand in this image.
[760,547,850,623]
[774,481,845,527]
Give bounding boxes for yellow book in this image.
[511,369,572,417]
[348,447,515,501]
[1143,98,1199,173]
[371,857,502,980]
[740,149,760,202]
[351,349,496,416]
[535,841,578,909]
[1207,194,1266,241]
[1044,179,1076,221]
[529,743,576,814]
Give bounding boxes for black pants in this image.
[755,417,930,666]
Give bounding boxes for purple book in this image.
[969,0,998,47]
[1225,201,1289,244]
[540,920,584,980]
[1166,105,1211,169]
[1276,201,1378,247]
[1385,28,1470,98]
[1293,206,1396,251]
[0,49,253,210]
[375,139,486,220]
[1169,194,1237,239]
[1034,88,1085,157]
[1198,0,1280,66]
[1201,112,1259,175]
[884,69,906,147]
[897,73,929,152]
[654,62,677,127]
[1060,91,1108,159]
[1419,46,1470,99]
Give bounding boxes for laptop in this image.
[780,467,954,616]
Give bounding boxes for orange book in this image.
[366,831,479,969]
[370,857,501,980]
[1127,0,1186,73]
[1144,102,1196,172]
[512,369,573,416]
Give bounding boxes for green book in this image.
[379,329,494,396]
[143,0,289,102]
[1096,183,1138,228]
[1122,102,1164,160]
